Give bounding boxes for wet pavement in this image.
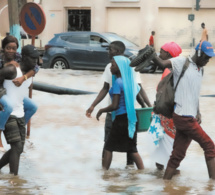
[0,58,215,194]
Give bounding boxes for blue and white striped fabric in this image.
[112,56,140,139]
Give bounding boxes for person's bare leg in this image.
[101,142,106,167]
[0,131,5,152]
[102,146,105,166]
[126,152,134,165]
[0,131,3,147]
[131,152,144,170]
[102,150,112,170]
[0,149,10,169]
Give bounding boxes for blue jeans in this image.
[0,96,38,130]
[23,97,38,124]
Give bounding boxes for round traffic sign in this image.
[20,2,46,36]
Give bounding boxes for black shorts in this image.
[3,116,26,144]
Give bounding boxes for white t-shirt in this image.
[3,67,32,117]
[102,62,142,106]
[170,56,203,117]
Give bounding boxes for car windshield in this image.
[102,33,138,47]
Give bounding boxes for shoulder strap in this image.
[174,58,189,90]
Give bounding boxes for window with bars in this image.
[68,10,91,31]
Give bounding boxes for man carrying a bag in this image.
[151,41,215,180]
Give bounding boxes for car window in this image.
[60,35,90,44]
[61,36,70,41]
[89,35,108,47]
[101,33,138,47]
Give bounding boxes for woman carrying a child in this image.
[0,35,38,151]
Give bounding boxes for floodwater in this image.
[0,58,215,195]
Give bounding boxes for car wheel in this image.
[51,58,69,69]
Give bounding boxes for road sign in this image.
[188,14,195,22]
[19,2,46,36]
[20,3,46,136]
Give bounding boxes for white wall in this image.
[1,0,215,51]
[106,7,141,46]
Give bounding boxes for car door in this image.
[87,35,110,69]
[65,33,94,69]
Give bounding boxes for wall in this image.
[106,7,141,45]
[1,0,215,51]
[0,0,9,42]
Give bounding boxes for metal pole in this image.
[26,35,36,137]
[191,0,195,53]
[26,83,33,137]
[31,35,35,46]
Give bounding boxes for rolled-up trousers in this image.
[167,113,215,169]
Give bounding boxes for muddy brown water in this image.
[0,58,215,194]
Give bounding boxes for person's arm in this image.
[96,94,120,121]
[12,65,39,87]
[196,103,201,124]
[196,112,201,124]
[12,70,34,87]
[86,82,110,118]
[138,84,152,107]
[152,55,172,70]
[205,29,209,41]
[136,92,145,108]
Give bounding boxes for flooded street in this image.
[0,58,215,194]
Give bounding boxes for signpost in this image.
[188,14,195,22]
[19,2,46,137]
[19,2,46,45]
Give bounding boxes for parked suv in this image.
[42,32,139,70]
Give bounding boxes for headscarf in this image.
[112,56,140,139]
[161,42,182,57]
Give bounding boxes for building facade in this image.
[1,0,215,51]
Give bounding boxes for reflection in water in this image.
[102,169,144,194]
[0,59,215,194]
[162,181,191,195]
[0,174,39,195]
[205,181,215,192]
[0,139,45,194]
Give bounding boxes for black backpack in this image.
[153,58,189,118]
